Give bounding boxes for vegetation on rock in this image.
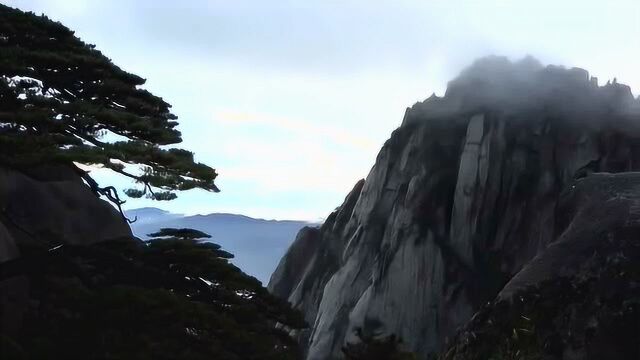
[0,229,305,359]
[0,4,218,211]
[438,229,640,360]
[0,6,307,359]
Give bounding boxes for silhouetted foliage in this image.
[342,327,416,360]
[439,232,640,360]
[0,229,305,359]
[148,227,212,240]
[0,4,218,205]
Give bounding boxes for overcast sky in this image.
[5,0,639,220]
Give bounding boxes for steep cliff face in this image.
[440,173,640,359]
[268,57,640,359]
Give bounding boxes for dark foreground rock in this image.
[269,57,640,359]
[0,164,132,260]
[0,164,132,334]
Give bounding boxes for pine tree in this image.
[0,4,218,212]
[2,228,305,359]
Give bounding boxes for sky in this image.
[5,0,639,221]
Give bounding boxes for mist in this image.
[404,56,640,130]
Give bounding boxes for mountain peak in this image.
[272,58,640,359]
[403,56,638,126]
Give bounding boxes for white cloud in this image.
[215,110,377,152]
[213,110,369,193]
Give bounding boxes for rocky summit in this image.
[268,56,640,359]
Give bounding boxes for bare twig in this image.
[73,165,137,224]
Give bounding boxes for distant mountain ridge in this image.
[126,207,315,284]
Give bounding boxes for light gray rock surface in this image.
[268,57,640,359]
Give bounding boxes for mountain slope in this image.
[440,173,640,359]
[268,56,640,359]
[127,208,314,284]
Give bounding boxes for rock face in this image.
[0,164,132,333]
[440,173,640,359]
[268,56,640,359]
[0,165,132,259]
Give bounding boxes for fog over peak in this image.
[405,56,639,127]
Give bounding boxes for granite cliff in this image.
[268,56,640,359]
[439,172,640,359]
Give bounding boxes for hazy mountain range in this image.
[125,207,315,284]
